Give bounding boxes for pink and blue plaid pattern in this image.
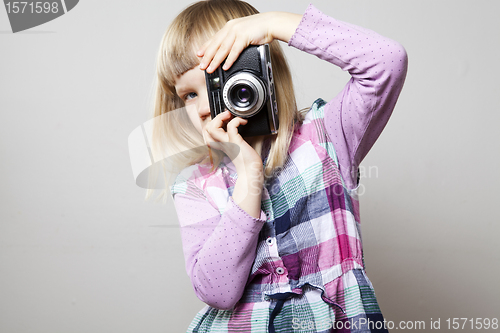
[172,100,387,332]
[243,99,364,301]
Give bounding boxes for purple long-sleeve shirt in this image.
[289,7,407,188]
[173,5,407,310]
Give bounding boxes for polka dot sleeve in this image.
[289,4,408,189]
[174,192,266,310]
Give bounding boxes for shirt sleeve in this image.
[288,4,408,189]
[173,181,266,310]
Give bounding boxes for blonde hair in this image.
[149,0,300,199]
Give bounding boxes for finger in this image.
[204,110,228,131]
[199,28,231,70]
[226,117,248,141]
[204,125,228,145]
[199,41,217,71]
[206,35,237,73]
[203,111,232,143]
[205,125,228,144]
[202,115,219,145]
[197,39,209,58]
[209,110,232,129]
[222,39,249,71]
[198,37,221,70]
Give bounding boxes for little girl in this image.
[152,0,407,332]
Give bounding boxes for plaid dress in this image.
[173,100,387,333]
[171,5,407,332]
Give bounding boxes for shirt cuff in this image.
[288,4,323,49]
[225,196,266,234]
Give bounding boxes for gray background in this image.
[1,0,499,332]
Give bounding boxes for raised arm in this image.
[289,5,408,189]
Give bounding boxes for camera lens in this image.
[223,72,265,117]
[231,84,255,108]
[238,88,249,102]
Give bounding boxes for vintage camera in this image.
[205,44,279,137]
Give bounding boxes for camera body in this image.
[205,44,279,137]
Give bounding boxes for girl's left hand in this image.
[197,11,302,73]
[203,110,262,169]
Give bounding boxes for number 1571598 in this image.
[445,318,498,330]
[5,2,60,14]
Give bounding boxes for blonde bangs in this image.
[158,0,260,92]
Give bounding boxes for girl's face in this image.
[174,66,211,134]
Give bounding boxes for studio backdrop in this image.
[1,0,499,332]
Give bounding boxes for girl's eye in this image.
[184,92,197,101]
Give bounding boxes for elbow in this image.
[390,42,408,79]
[376,41,408,90]
[190,268,245,310]
[194,285,243,310]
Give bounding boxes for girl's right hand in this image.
[198,11,302,73]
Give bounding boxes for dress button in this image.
[276,267,285,275]
[266,237,274,246]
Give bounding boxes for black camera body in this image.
[205,44,279,137]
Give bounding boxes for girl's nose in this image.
[197,91,211,119]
